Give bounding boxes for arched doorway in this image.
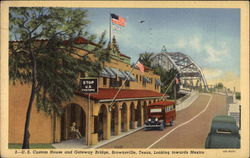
[130,102,135,129]
[121,103,128,132]
[111,104,118,136]
[137,102,142,127]
[61,103,86,143]
[97,104,108,141]
[143,101,148,122]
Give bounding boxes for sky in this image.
[84,8,240,91]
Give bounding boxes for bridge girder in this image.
[152,51,208,91]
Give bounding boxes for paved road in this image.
[100,93,227,149]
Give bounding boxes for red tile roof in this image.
[76,88,164,101]
[148,101,175,107]
[74,37,99,47]
[120,53,131,59]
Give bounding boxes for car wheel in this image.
[160,124,164,131]
[170,119,174,126]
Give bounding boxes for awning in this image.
[143,76,150,83]
[103,67,116,78]
[120,71,131,81]
[155,79,163,86]
[110,67,127,79]
[100,68,110,78]
[124,71,137,81]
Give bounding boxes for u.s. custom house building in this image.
[9,36,164,146]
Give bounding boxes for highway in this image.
[99,93,227,148]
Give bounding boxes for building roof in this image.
[74,37,100,47]
[148,100,175,107]
[120,53,131,59]
[76,88,164,101]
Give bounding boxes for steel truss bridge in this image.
[151,46,208,92]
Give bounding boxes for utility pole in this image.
[174,83,177,101]
[239,105,241,130]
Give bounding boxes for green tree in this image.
[9,7,110,149]
[138,52,179,95]
[139,52,154,68]
[217,82,224,89]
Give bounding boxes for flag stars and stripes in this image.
[111,13,126,27]
[136,61,145,73]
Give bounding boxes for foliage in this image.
[217,82,224,89]
[138,52,178,95]
[235,92,241,100]
[9,7,110,115]
[139,52,154,68]
[9,143,55,149]
[9,7,110,148]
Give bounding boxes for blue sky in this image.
[84,8,240,90]
[86,8,240,74]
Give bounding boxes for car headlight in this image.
[148,118,151,121]
[155,118,158,121]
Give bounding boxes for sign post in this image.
[80,78,98,146]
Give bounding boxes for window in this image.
[110,78,115,87]
[140,76,142,82]
[136,75,138,81]
[125,80,130,87]
[142,77,146,87]
[103,77,107,86]
[94,116,99,133]
[119,78,122,87]
[80,72,85,78]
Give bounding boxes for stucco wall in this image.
[9,82,52,144]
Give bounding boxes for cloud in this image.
[189,36,202,52]
[203,68,240,91]
[203,68,223,80]
[176,39,187,48]
[204,43,228,63]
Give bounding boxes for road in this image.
[100,93,227,149]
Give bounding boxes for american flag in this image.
[111,13,126,27]
[136,61,145,73]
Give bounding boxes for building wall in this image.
[9,82,52,143]
[100,57,161,92]
[9,43,162,145]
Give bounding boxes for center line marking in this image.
[146,93,213,149]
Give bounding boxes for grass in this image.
[9,143,55,149]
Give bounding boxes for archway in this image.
[130,102,136,129]
[110,104,119,136]
[143,101,148,122]
[61,103,86,143]
[97,104,108,141]
[137,101,142,127]
[121,103,128,132]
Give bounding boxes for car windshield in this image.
[216,129,232,134]
[150,108,162,113]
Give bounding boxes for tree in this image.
[138,52,179,97]
[139,52,154,68]
[217,82,224,89]
[9,7,110,149]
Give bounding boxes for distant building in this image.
[9,36,164,146]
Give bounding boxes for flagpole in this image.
[109,11,112,43]
[160,77,176,101]
[109,58,140,111]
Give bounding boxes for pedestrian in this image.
[70,122,82,139]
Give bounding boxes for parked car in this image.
[144,101,176,130]
[205,115,240,148]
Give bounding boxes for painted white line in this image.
[147,94,213,149]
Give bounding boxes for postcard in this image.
[1,1,249,158]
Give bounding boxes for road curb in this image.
[176,92,200,111]
[91,126,144,149]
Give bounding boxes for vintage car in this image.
[205,115,240,148]
[144,100,176,130]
